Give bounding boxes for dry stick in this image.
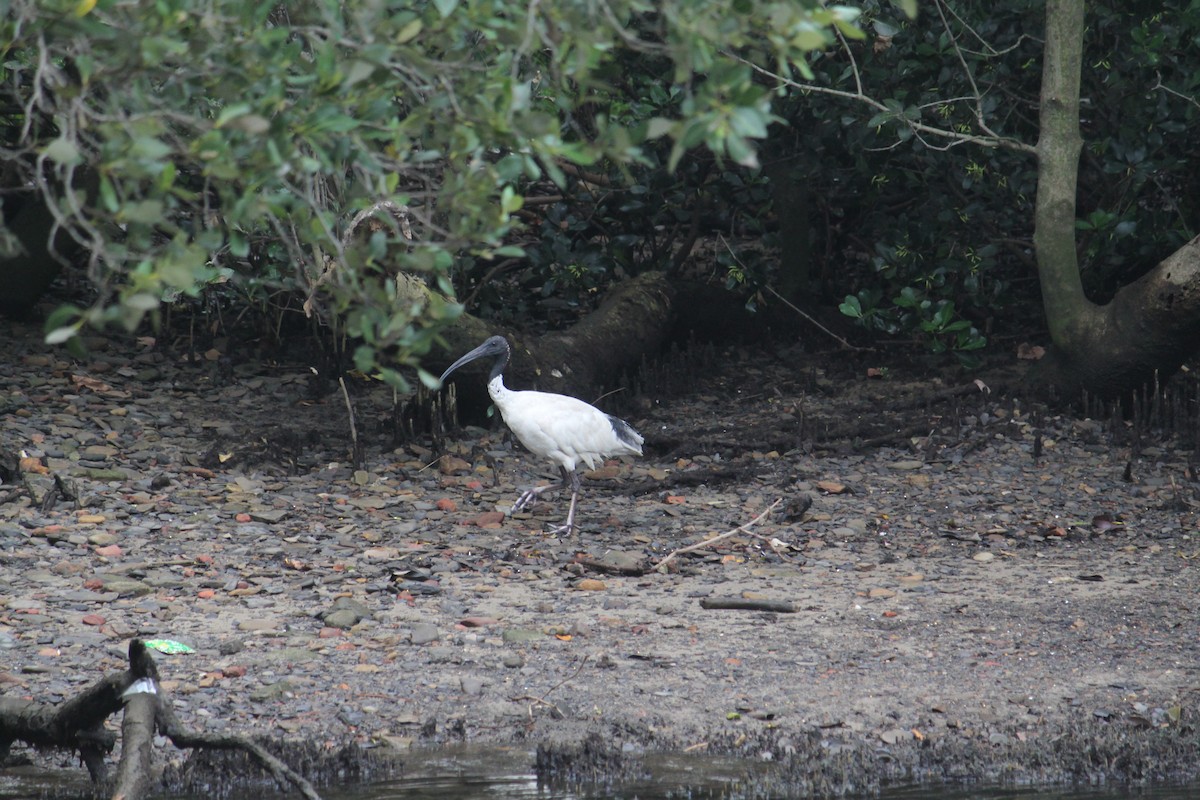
[699,597,796,613]
[764,286,868,352]
[713,234,866,352]
[338,377,360,466]
[511,655,591,722]
[653,498,783,572]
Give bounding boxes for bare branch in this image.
[726,53,1036,155]
[653,498,784,572]
[1152,72,1200,112]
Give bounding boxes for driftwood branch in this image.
[154,701,323,800]
[0,640,324,800]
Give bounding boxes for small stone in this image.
[410,623,439,645]
[250,680,295,702]
[322,610,361,630]
[98,576,152,597]
[501,628,541,644]
[237,618,280,633]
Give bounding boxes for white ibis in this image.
[439,335,643,535]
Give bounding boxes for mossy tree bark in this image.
[1033,0,1200,397]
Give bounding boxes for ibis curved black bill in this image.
[439,335,510,385]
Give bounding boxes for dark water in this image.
[325,746,1199,800]
[2,746,1196,800]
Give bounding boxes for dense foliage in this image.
[1,0,868,386]
[3,1,1196,377]
[776,0,1199,356]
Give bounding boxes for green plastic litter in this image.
[142,639,195,655]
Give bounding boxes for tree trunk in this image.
[434,270,674,405]
[1033,0,1200,397]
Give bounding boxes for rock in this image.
[322,597,373,630]
[250,680,295,702]
[410,623,439,645]
[97,576,152,597]
[218,639,246,656]
[501,628,541,644]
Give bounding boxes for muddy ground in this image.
[2,315,1199,797]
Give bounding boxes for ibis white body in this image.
[440,335,643,534]
[488,379,643,474]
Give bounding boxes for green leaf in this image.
[44,137,81,165]
[793,22,829,50]
[98,174,119,212]
[417,367,441,390]
[433,0,458,18]
[839,295,863,318]
[646,117,675,139]
[124,293,160,311]
[120,200,165,225]
[729,107,769,139]
[215,103,253,128]
[45,324,81,345]
[725,134,759,168]
[396,18,422,43]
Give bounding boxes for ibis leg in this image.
[547,469,583,536]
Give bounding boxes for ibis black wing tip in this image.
[608,415,644,450]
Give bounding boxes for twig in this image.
[339,376,358,452]
[510,655,590,721]
[714,233,866,351]
[1151,71,1200,112]
[573,556,645,576]
[462,257,522,310]
[724,52,1036,155]
[653,498,783,572]
[765,286,868,352]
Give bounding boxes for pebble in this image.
[410,623,439,645]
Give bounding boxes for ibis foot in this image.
[512,465,573,514]
[511,483,561,514]
[513,468,584,535]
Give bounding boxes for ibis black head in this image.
[439,335,512,385]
